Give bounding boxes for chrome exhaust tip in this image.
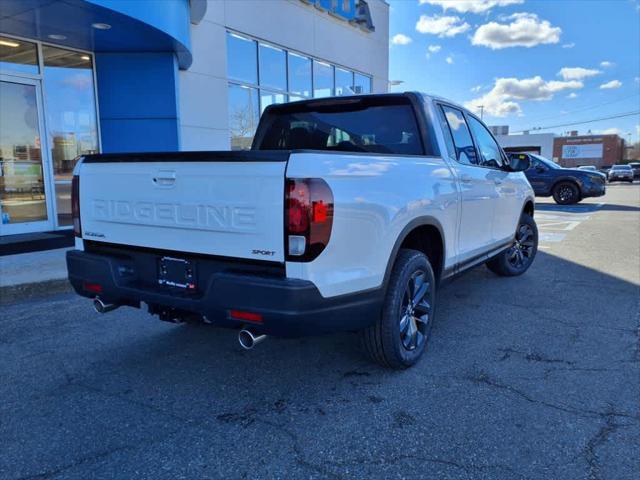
[93,297,119,314]
[238,329,267,350]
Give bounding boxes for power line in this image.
[510,110,640,134]
[509,92,640,127]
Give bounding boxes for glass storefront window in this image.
[313,60,334,98]
[43,45,99,226]
[354,73,372,94]
[227,32,257,85]
[225,30,372,148]
[0,36,38,75]
[259,43,286,91]
[287,52,311,98]
[0,80,47,225]
[260,90,287,114]
[335,67,354,96]
[229,84,259,150]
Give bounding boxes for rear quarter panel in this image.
[285,152,459,298]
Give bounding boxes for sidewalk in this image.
[0,248,72,305]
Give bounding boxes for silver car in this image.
[608,165,634,183]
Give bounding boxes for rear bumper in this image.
[66,249,381,337]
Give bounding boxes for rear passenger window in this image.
[467,116,504,169]
[440,106,478,166]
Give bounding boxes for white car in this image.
[608,164,634,183]
[66,93,537,368]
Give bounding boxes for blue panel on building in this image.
[95,52,180,153]
[99,119,180,153]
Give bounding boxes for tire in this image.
[361,249,436,369]
[486,213,538,277]
[552,181,579,205]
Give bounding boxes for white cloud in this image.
[558,67,601,80]
[446,56,454,64]
[464,75,583,117]
[471,13,562,49]
[600,127,622,135]
[600,61,615,68]
[391,34,412,45]
[419,0,523,14]
[567,92,578,99]
[562,42,575,49]
[427,44,442,53]
[471,85,483,93]
[416,15,470,37]
[600,79,622,89]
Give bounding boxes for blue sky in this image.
[388,0,640,143]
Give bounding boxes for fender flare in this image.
[381,216,447,291]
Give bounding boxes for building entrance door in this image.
[0,74,54,235]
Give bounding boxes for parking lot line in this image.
[536,202,604,245]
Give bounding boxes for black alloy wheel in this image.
[399,270,431,351]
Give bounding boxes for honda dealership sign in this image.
[562,143,603,159]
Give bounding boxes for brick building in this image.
[553,134,625,168]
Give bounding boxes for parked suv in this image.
[66,93,537,369]
[626,162,640,180]
[608,164,634,183]
[520,154,606,205]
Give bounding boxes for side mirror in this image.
[507,153,531,172]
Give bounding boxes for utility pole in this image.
[477,105,484,120]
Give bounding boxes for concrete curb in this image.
[0,278,73,305]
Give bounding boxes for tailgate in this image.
[78,153,288,262]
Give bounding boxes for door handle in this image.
[494,178,504,185]
[153,170,176,186]
[460,174,472,184]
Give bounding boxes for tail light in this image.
[285,178,333,262]
[72,175,81,237]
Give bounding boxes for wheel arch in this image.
[523,199,535,217]
[383,217,446,290]
[553,177,582,192]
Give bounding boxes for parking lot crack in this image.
[498,347,575,365]
[469,371,639,421]
[331,453,530,479]
[14,445,135,480]
[580,411,632,480]
[256,419,345,480]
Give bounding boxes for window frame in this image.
[252,95,428,156]
[464,112,507,170]
[226,32,259,86]
[225,29,374,149]
[437,102,508,171]
[438,103,481,168]
[0,33,101,231]
[258,42,287,92]
[287,51,312,99]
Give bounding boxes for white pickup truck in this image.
[67,93,537,368]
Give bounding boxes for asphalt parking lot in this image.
[2,184,639,480]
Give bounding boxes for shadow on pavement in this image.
[1,250,638,479]
[536,202,640,213]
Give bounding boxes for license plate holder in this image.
[158,256,196,290]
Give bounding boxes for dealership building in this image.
[493,127,626,168]
[552,134,625,168]
[0,0,389,241]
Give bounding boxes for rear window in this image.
[254,98,427,155]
